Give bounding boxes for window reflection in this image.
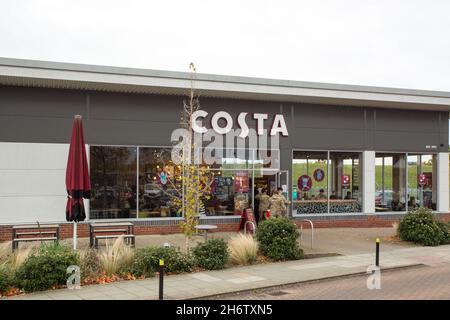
[139,148,182,218]
[90,146,137,219]
[408,154,436,210]
[329,152,362,213]
[203,148,253,216]
[292,151,328,214]
[375,153,407,212]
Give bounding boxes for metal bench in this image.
[89,222,134,248]
[94,234,135,249]
[13,237,58,250]
[12,224,60,251]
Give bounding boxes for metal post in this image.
[375,238,380,267]
[159,259,164,300]
[73,221,77,251]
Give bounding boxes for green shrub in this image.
[436,221,450,245]
[0,264,14,294]
[192,239,229,270]
[15,243,78,292]
[398,208,447,246]
[256,217,304,261]
[130,246,194,277]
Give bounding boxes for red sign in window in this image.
[341,175,350,187]
[297,175,312,191]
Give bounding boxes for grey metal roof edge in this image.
[1,56,450,99]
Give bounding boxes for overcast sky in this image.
[1,0,450,92]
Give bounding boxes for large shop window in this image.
[374,153,437,212]
[407,154,436,210]
[90,146,138,219]
[202,148,254,216]
[90,146,183,219]
[292,151,362,214]
[292,151,328,214]
[329,152,362,213]
[138,148,182,218]
[375,153,407,212]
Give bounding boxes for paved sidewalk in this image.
[5,244,450,300]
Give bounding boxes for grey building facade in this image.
[0,58,448,227]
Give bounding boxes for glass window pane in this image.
[329,152,362,213]
[292,151,328,214]
[408,154,436,210]
[207,170,251,216]
[139,147,182,218]
[375,153,406,212]
[205,148,254,216]
[90,146,137,219]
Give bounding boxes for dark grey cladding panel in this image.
[292,103,366,130]
[89,92,183,123]
[0,86,86,118]
[86,119,180,146]
[200,98,282,115]
[374,131,441,152]
[0,86,447,153]
[0,115,75,143]
[439,111,449,148]
[289,127,366,150]
[374,108,440,132]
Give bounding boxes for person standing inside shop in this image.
[270,188,290,218]
[257,188,270,221]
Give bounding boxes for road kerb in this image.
[191,263,426,300]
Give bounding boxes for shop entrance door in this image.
[276,170,290,201]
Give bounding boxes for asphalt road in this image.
[205,264,450,300]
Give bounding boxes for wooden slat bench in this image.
[94,234,136,249]
[89,222,134,248]
[12,224,60,251]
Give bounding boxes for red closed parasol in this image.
[66,115,90,249]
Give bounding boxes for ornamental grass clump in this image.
[0,263,14,295]
[0,241,10,263]
[228,233,258,265]
[256,217,303,261]
[398,207,450,246]
[97,236,135,276]
[0,242,33,295]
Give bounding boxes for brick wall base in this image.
[1,213,449,242]
[294,213,450,229]
[0,221,241,242]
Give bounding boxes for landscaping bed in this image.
[0,217,304,298]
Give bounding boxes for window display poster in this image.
[341,175,350,187]
[234,171,249,193]
[297,175,312,192]
[419,173,432,188]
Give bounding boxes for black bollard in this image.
[159,259,164,300]
[375,238,380,267]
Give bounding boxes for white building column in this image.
[437,152,449,212]
[362,151,375,214]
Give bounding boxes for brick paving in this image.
[207,264,450,300]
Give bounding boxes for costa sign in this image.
[191,110,288,138]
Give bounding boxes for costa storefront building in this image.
[0,58,449,240]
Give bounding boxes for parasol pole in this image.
[73,221,77,251]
